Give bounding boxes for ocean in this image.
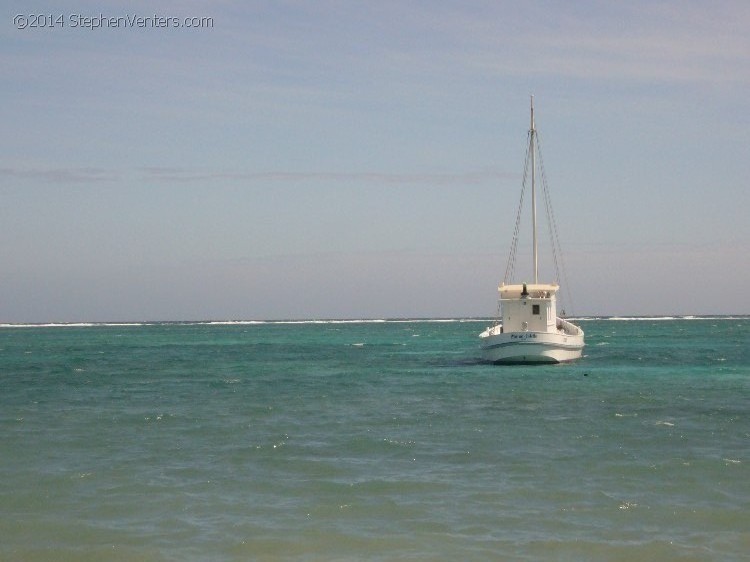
[1,317,748,561]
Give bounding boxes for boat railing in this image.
[557,317,583,336]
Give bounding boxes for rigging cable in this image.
[503,132,532,286]
[536,132,576,315]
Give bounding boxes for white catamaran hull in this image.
[479,323,584,364]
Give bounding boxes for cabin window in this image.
[532,304,540,315]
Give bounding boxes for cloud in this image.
[139,167,509,185]
[1,166,511,186]
[0,167,120,183]
[416,1,750,87]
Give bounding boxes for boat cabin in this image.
[499,283,559,334]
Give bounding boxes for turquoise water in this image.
[1,318,748,561]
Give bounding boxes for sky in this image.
[2,0,749,321]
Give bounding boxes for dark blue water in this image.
[1,318,748,561]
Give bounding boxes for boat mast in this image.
[530,95,538,284]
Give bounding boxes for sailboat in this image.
[479,97,584,363]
